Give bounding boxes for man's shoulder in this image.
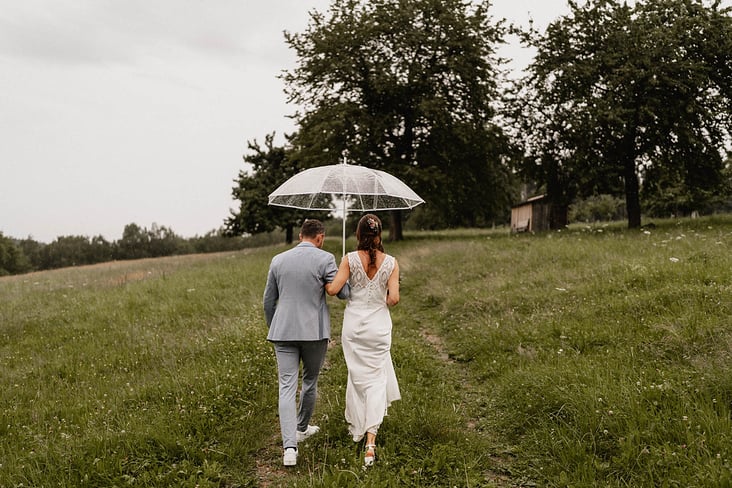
[304,246,335,264]
[276,243,333,262]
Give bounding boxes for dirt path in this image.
[254,243,522,487]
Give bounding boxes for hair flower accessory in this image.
[367,217,379,232]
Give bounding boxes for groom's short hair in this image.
[300,219,325,238]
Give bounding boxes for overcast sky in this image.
[2,0,580,242]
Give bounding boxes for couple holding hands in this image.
[263,215,401,467]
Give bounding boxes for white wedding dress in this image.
[342,251,401,442]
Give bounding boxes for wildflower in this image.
[669,257,680,262]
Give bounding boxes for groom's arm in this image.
[262,266,279,327]
[336,282,350,300]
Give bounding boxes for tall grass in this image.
[401,217,732,487]
[0,216,730,486]
[0,252,276,486]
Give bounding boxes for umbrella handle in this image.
[342,159,347,259]
[342,196,346,259]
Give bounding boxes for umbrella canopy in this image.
[268,162,424,256]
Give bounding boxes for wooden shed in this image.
[511,194,551,233]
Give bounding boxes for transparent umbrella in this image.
[268,161,424,257]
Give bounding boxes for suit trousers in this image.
[273,340,328,449]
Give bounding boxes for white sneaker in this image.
[296,425,320,443]
[283,447,297,466]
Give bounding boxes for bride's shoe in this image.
[364,444,376,467]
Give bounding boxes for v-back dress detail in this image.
[342,251,401,442]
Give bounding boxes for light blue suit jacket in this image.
[263,242,349,342]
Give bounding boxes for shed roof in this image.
[512,194,547,208]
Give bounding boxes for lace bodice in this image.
[347,251,395,308]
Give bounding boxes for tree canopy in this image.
[0,233,31,276]
[282,0,517,233]
[225,134,328,243]
[511,0,732,228]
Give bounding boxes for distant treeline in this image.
[0,222,285,277]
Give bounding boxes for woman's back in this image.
[348,251,395,308]
[347,251,394,309]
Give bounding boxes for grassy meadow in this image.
[1,215,731,487]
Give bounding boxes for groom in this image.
[263,219,349,467]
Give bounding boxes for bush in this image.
[570,194,626,223]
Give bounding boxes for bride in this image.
[326,214,401,467]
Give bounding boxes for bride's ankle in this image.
[364,444,376,466]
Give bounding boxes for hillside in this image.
[1,216,731,486]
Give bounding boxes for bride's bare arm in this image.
[386,259,400,306]
[325,256,350,296]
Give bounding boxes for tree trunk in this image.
[285,224,294,244]
[544,156,569,230]
[624,159,642,229]
[388,210,403,242]
[621,110,642,229]
[550,204,568,229]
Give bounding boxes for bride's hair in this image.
[356,214,384,270]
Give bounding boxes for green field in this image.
[1,216,731,487]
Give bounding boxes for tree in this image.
[116,223,150,260]
[0,233,31,275]
[146,223,187,257]
[512,0,732,228]
[283,0,516,238]
[88,235,114,263]
[225,133,327,244]
[189,228,249,254]
[18,238,43,272]
[39,235,98,269]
